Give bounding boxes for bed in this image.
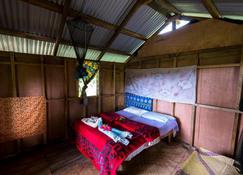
[74,93,179,175]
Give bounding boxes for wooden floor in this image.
[0,140,192,175]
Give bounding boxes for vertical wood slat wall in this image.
[127,45,243,157]
[0,52,125,158]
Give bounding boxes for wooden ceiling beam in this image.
[148,0,181,17]
[0,27,131,57]
[201,0,221,18]
[97,0,152,61]
[20,0,147,41]
[53,0,71,56]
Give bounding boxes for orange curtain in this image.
[0,96,46,143]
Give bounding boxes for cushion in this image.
[123,106,148,116]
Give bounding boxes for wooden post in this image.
[98,64,102,113]
[10,53,17,97]
[113,63,116,111]
[10,53,21,153]
[64,60,68,138]
[40,56,47,144]
[231,46,243,155]
[190,52,200,146]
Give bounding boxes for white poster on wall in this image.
[125,66,196,104]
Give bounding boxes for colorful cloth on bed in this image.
[177,148,239,175]
[74,121,146,175]
[100,112,160,143]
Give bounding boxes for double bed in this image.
[74,93,179,175]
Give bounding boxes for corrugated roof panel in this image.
[0,34,55,55]
[57,44,101,60]
[125,5,167,38]
[62,23,114,48]
[70,0,136,25]
[85,49,101,60]
[168,0,209,14]
[214,0,243,16]
[0,0,62,38]
[101,52,130,63]
[110,34,145,54]
[57,44,76,58]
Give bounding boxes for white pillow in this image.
[123,106,148,116]
[141,112,174,124]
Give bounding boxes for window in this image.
[159,20,190,35]
[159,22,172,35]
[176,20,190,29]
[78,72,98,97]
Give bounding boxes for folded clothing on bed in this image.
[81,116,99,128]
[97,118,131,146]
[100,112,160,143]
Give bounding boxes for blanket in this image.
[74,112,160,175]
[100,112,160,142]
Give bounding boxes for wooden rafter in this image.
[97,0,152,61]
[0,27,132,57]
[53,0,71,56]
[20,0,147,41]
[126,15,180,63]
[148,0,181,17]
[201,0,221,18]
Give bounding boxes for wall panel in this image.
[116,95,124,110]
[198,67,239,108]
[195,107,235,156]
[67,61,77,98]
[16,65,42,97]
[68,100,84,125]
[174,103,193,144]
[101,96,115,112]
[47,100,65,141]
[0,64,12,97]
[239,115,243,142]
[177,53,197,67]
[87,97,98,116]
[159,59,173,68]
[115,71,124,94]
[46,67,65,99]
[199,47,241,66]
[101,69,114,95]
[156,100,173,115]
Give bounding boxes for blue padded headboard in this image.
[125,93,153,111]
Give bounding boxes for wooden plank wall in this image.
[127,45,243,157]
[0,52,125,158]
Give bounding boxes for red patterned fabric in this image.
[100,112,160,142]
[74,112,160,175]
[0,96,46,143]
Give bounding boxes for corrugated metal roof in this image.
[125,5,167,38]
[70,0,136,25]
[168,0,209,14]
[0,32,131,63]
[62,23,114,48]
[101,52,130,63]
[57,44,102,60]
[0,0,62,38]
[110,34,145,54]
[214,0,243,17]
[0,34,55,55]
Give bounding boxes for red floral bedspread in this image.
[74,112,160,175]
